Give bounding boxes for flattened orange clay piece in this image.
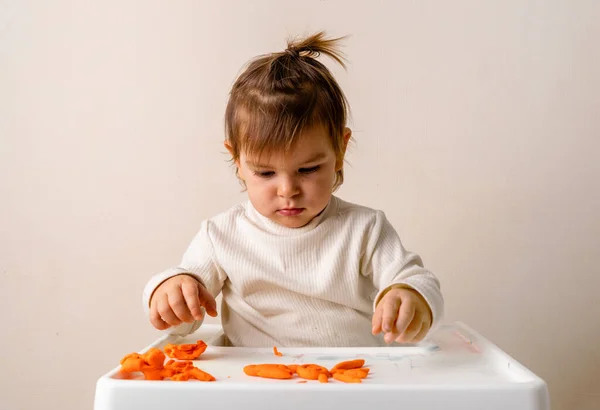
[344,369,369,379]
[259,368,292,379]
[297,364,331,380]
[243,365,260,376]
[142,369,166,380]
[244,364,290,375]
[165,360,194,372]
[161,368,176,378]
[331,359,365,372]
[114,371,135,380]
[171,373,190,381]
[273,346,283,356]
[164,340,208,360]
[333,372,362,383]
[244,364,292,379]
[186,367,216,382]
[119,354,144,373]
[120,353,141,365]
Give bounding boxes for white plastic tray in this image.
[94,322,549,410]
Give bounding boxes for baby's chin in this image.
[270,214,315,228]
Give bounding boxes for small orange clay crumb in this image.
[164,340,208,360]
[318,374,329,383]
[331,359,365,372]
[244,364,293,379]
[273,346,283,357]
[297,380,307,384]
[333,372,362,383]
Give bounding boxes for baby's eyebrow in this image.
[246,160,267,168]
[247,152,328,168]
[300,152,327,164]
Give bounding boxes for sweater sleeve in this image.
[142,220,226,335]
[362,211,444,331]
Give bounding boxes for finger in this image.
[381,296,402,334]
[168,289,194,323]
[371,304,384,334]
[397,315,421,343]
[394,298,416,336]
[181,281,205,321]
[412,320,431,342]
[149,296,170,330]
[157,298,182,326]
[197,284,218,317]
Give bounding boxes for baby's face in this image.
[237,125,343,228]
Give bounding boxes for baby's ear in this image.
[224,140,234,156]
[224,141,240,167]
[335,128,352,170]
[343,127,352,148]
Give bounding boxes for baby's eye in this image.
[254,170,275,178]
[299,166,320,174]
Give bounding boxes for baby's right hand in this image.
[149,274,218,330]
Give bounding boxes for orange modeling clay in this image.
[141,369,170,381]
[167,365,216,382]
[273,346,283,356]
[171,373,191,382]
[164,340,207,360]
[187,366,216,382]
[120,353,145,373]
[296,364,331,380]
[329,359,371,383]
[164,360,194,372]
[331,359,365,372]
[343,368,370,379]
[119,348,166,373]
[244,364,293,379]
[241,359,370,384]
[118,345,214,381]
[333,372,362,383]
[141,348,166,369]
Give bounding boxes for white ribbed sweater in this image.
[143,196,443,347]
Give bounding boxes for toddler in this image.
[143,32,443,347]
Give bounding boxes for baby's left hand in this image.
[372,285,432,344]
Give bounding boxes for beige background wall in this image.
[1,1,599,409]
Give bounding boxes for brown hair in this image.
[224,31,351,191]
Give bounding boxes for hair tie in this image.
[285,46,300,58]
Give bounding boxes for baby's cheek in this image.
[246,188,270,214]
[314,173,335,194]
